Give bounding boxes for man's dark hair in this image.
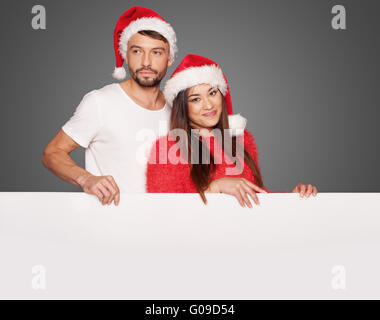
[138,30,168,44]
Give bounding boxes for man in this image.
[42,7,178,206]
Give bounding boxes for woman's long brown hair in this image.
[170,89,264,204]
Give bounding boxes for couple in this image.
[42,6,317,208]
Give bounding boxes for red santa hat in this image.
[112,6,177,80]
[164,54,247,134]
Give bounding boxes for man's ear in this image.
[167,57,173,67]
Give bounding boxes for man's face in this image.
[126,33,173,87]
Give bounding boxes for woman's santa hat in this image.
[164,54,247,134]
[112,6,177,80]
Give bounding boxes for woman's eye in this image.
[210,90,217,96]
[190,98,200,102]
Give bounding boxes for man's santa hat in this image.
[164,54,247,134]
[112,6,177,80]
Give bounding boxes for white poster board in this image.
[0,192,379,299]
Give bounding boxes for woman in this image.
[146,54,317,207]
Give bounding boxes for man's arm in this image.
[42,129,120,205]
[42,129,89,186]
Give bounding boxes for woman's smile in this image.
[202,110,217,117]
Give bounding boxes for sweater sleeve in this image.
[145,136,194,193]
[242,130,286,193]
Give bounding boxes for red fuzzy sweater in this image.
[146,130,274,193]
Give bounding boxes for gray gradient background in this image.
[1,0,379,192]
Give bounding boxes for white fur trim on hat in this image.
[164,65,227,107]
[112,66,127,80]
[228,114,247,136]
[119,17,177,62]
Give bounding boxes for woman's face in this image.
[186,84,223,131]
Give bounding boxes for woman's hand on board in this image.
[206,177,268,208]
[291,182,318,198]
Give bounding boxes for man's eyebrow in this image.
[151,47,166,51]
[129,45,143,50]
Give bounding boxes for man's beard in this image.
[129,67,166,87]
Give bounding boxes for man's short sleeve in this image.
[62,91,102,148]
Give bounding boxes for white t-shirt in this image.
[62,83,171,193]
